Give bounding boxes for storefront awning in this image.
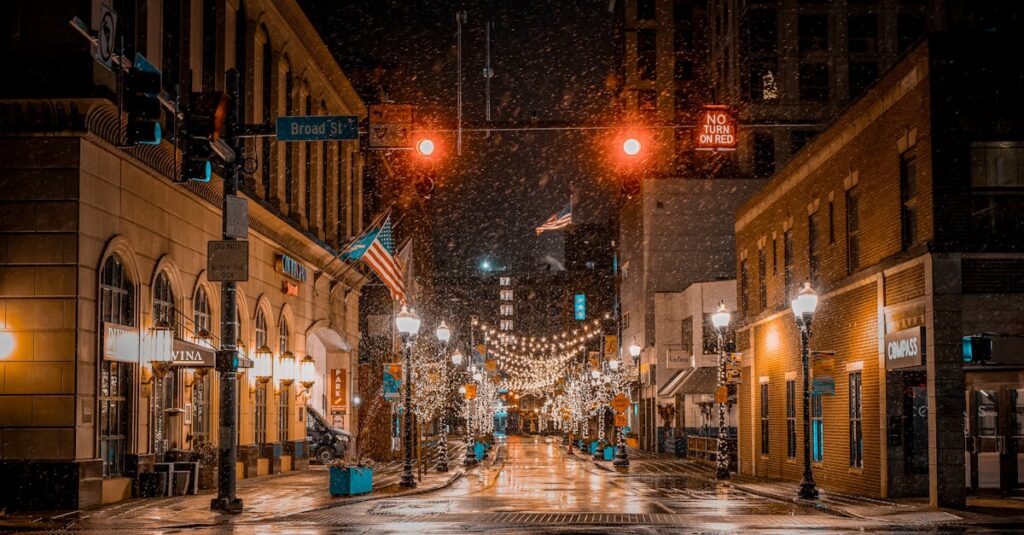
[658,368,693,397]
[676,366,719,395]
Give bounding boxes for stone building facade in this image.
[0,0,368,509]
[733,34,1024,508]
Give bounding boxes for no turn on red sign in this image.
[695,105,738,152]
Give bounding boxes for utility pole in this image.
[211,68,243,514]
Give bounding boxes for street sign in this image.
[276,115,358,141]
[207,240,248,282]
[96,3,118,70]
[614,413,628,427]
[224,195,248,239]
[574,294,586,320]
[368,104,413,148]
[715,385,729,404]
[611,393,630,413]
[464,384,477,400]
[695,105,738,152]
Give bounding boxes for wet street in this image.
[71,435,986,534]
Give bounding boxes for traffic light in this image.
[621,177,640,196]
[962,335,993,364]
[415,138,435,157]
[124,55,163,145]
[179,92,230,183]
[622,138,641,156]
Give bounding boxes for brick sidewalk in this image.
[0,440,476,532]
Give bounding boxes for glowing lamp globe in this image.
[623,138,641,156]
[436,321,451,343]
[451,350,464,366]
[472,372,482,382]
[395,305,421,336]
[711,301,731,329]
[608,359,620,371]
[791,282,819,319]
[459,385,467,396]
[628,343,641,358]
[254,345,273,383]
[277,351,296,388]
[591,370,601,379]
[299,355,316,391]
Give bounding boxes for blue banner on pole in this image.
[574,294,586,320]
[276,115,359,141]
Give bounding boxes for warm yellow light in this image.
[623,138,641,156]
[0,332,14,359]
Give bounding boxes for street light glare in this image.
[623,138,641,156]
[416,138,435,156]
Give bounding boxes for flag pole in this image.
[317,206,392,281]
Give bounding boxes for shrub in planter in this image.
[328,458,373,496]
[193,439,219,491]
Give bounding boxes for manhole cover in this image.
[369,500,450,516]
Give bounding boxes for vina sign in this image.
[695,105,738,152]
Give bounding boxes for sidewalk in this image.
[574,444,1024,528]
[0,441,474,532]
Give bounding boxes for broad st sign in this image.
[276,116,359,141]
[695,105,738,151]
[885,326,925,370]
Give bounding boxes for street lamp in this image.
[299,356,316,394]
[436,321,451,473]
[711,301,731,480]
[628,342,641,360]
[791,282,820,500]
[396,305,421,489]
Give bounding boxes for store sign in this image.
[885,326,925,370]
[811,351,836,395]
[329,369,347,413]
[103,323,140,362]
[171,339,215,367]
[282,281,300,296]
[695,105,738,152]
[275,254,308,282]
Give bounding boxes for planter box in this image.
[603,446,617,461]
[329,466,372,496]
[197,467,218,491]
[589,441,599,455]
[474,442,485,461]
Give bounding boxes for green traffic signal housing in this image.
[962,335,993,363]
[181,137,213,183]
[178,91,230,183]
[125,54,163,145]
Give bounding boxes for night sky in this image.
[301,0,618,274]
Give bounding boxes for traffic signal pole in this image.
[211,68,243,514]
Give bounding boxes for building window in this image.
[152,272,177,455]
[772,236,778,274]
[812,393,824,462]
[260,33,273,198]
[970,142,1024,244]
[738,258,749,317]
[193,287,212,339]
[849,371,863,468]
[636,0,656,20]
[255,309,268,349]
[500,277,511,286]
[900,151,919,250]
[284,72,295,210]
[99,255,134,478]
[500,304,513,316]
[798,63,829,101]
[760,383,770,455]
[847,14,878,54]
[849,62,879,99]
[798,14,828,52]
[255,382,268,446]
[808,212,820,286]
[827,201,835,244]
[279,318,290,355]
[757,248,767,310]
[500,289,513,301]
[500,319,514,331]
[623,313,630,330]
[153,272,176,329]
[747,9,778,54]
[637,29,657,81]
[783,229,794,299]
[279,388,290,442]
[786,379,797,458]
[681,317,693,354]
[791,130,817,154]
[754,132,775,178]
[192,371,211,443]
[897,13,927,54]
[846,185,860,273]
[638,89,658,120]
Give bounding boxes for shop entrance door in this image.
[966,386,1024,495]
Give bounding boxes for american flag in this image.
[535,202,573,235]
[341,215,406,303]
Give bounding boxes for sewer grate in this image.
[368,500,450,516]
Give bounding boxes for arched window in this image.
[99,255,135,478]
[284,64,294,210]
[259,27,272,198]
[152,272,177,454]
[153,272,176,327]
[255,308,268,349]
[320,99,329,234]
[279,317,290,354]
[193,286,212,340]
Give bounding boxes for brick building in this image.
[0,0,370,509]
[733,33,1024,508]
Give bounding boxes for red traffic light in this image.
[416,138,435,156]
[622,138,642,156]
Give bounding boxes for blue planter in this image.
[474,442,485,461]
[603,446,617,461]
[329,466,372,496]
[589,441,600,454]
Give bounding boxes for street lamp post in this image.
[615,342,641,468]
[396,305,421,489]
[792,282,820,500]
[711,301,732,481]
[435,321,451,473]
